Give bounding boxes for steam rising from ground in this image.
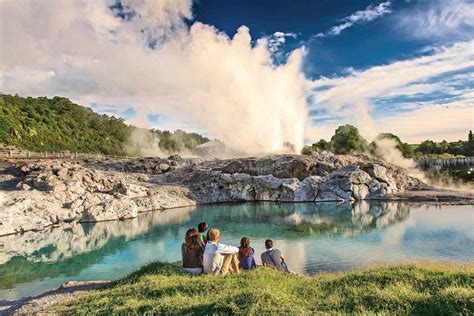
[0,0,308,155]
[371,139,473,192]
[127,128,163,157]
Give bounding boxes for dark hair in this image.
[198,222,208,233]
[265,239,273,249]
[184,228,199,252]
[238,237,251,258]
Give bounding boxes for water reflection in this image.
[0,202,472,301]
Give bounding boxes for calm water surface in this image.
[0,202,473,301]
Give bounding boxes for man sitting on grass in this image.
[203,228,240,275]
[261,239,288,271]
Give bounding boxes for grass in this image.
[59,262,474,315]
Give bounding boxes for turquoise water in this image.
[0,202,473,301]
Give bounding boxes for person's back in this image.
[181,228,204,275]
[260,239,284,270]
[182,243,204,270]
[203,228,240,275]
[238,237,256,270]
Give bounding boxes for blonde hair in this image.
[208,228,220,242]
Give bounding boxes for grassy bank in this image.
[60,262,473,315]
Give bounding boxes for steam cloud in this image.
[371,138,473,192]
[0,0,308,155]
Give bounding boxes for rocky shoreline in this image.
[2,280,111,315]
[1,154,473,236]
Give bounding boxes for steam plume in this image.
[0,0,308,155]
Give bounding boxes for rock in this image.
[1,153,470,237]
[16,182,31,190]
[0,190,72,236]
[0,161,194,235]
[116,181,148,198]
[159,163,170,172]
[80,196,138,222]
[135,186,196,211]
[161,154,427,204]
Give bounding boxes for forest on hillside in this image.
[0,94,208,156]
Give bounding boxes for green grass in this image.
[60,262,474,315]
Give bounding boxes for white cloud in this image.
[267,31,297,53]
[308,40,474,141]
[0,0,308,155]
[397,0,474,40]
[316,1,392,37]
[306,101,473,144]
[376,102,473,143]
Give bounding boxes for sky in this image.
[1,0,473,153]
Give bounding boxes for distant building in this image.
[194,140,227,157]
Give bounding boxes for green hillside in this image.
[0,94,208,155]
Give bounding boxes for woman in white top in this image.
[202,228,240,275]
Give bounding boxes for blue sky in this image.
[193,0,469,77]
[195,0,407,77]
[1,0,473,152]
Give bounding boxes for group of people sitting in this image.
[181,222,288,275]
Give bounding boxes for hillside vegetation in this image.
[59,261,474,315]
[303,124,474,159]
[0,94,208,155]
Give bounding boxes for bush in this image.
[330,124,368,154]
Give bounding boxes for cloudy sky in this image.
[1,0,473,153]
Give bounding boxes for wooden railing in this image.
[0,149,139,160]
[416,156,474,170]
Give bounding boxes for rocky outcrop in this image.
[1,153,471,236]
[0,161,195,236]
[158,154,427,203]
[89,155,204,174]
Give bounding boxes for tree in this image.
[330,124,368,154]
[301,146,313,155]
[313,139,330,152]
[0,116,12,143]
[416,140,441,155]
[469,130,473,142]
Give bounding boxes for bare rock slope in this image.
[157,154,427,203]
[1,153,471,236]
[0,159,195,236]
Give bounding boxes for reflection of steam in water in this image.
[0,206,196,265]
[281,202,410,237]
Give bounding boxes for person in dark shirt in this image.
[181,228,204,275]
[197,222,209,247]
[260,239,287,271]
[238,237,256,270]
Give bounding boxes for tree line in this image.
[0,94,208,155]
[302,124,474,159]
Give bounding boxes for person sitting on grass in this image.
[260,239,288,271]
[238,237,256,270]
[203,228,240,275]
[197,222,209,248]
[181,228,204,275]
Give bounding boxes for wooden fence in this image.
[416,156,474,170]
[0,149,138,160]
